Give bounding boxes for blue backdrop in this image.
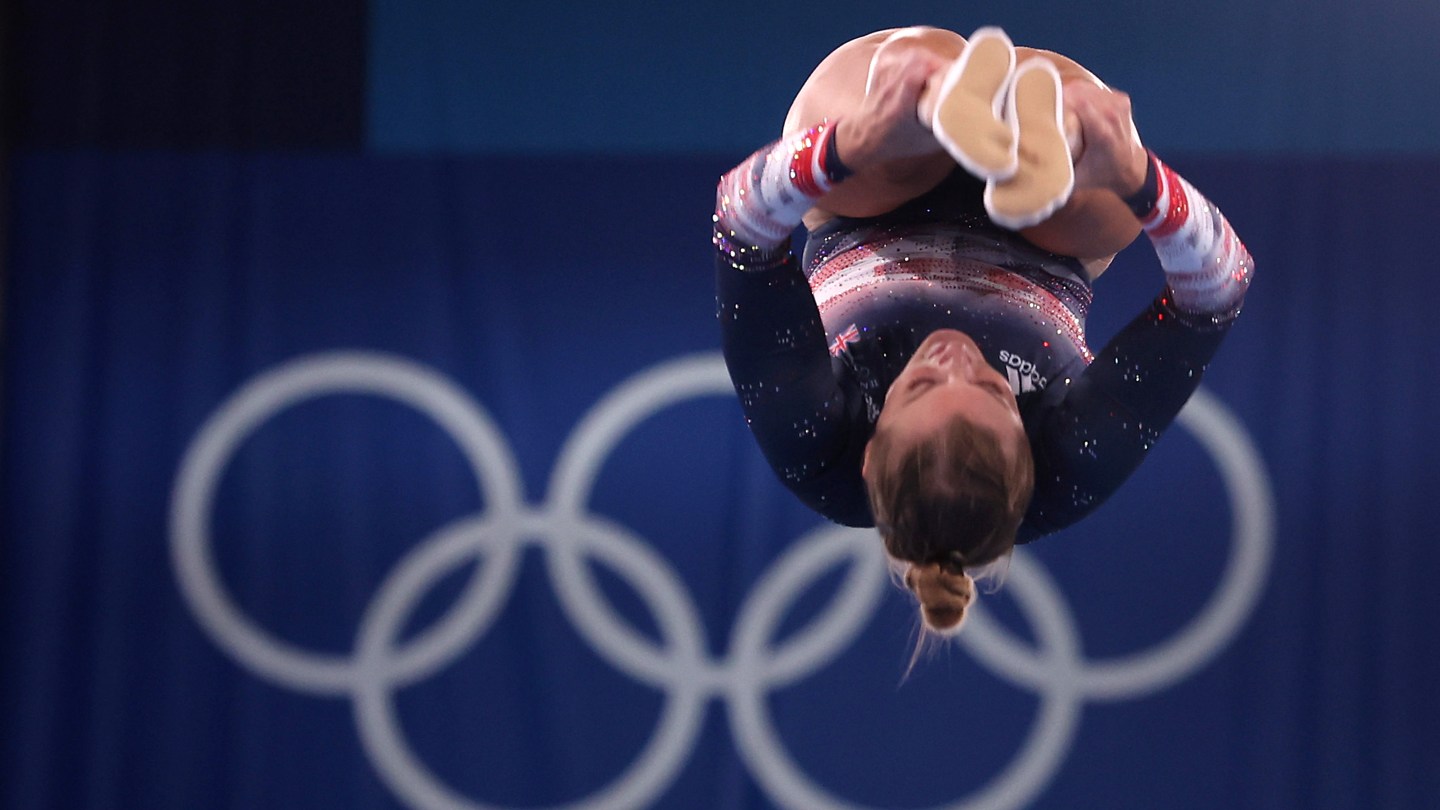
[4,2,1440,809]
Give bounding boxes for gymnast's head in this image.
[862,329,1034,635]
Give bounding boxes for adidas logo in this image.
[998,349,1048,393]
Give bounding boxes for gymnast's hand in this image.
[1066,82,1149,200]
[833,46,949,173]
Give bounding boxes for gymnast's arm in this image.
[714,236,874,525]
[1024,152,1254,539]
[713,47,946,526]
[713,116,880,526]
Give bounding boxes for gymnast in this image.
[713,26,1253,636]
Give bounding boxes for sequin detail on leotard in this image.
[806,226,1092,361]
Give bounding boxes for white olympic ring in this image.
[169,350,1275,810]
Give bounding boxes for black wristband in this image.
[823,123,853,184]
[1121,151,1159,220]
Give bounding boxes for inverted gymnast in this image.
[714,27,1253,636]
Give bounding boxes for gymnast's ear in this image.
[861,440,873,481]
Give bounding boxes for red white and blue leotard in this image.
[714,126,1253,541]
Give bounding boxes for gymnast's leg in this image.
[782,26,966,229]
[782,26,1144,264]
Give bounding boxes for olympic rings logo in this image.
[169,351,1274,810]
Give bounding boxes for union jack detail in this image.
[829,323,860,357]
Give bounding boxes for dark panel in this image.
[0,0,12,382]
[13,0,365,149]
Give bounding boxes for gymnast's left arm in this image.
[1023,123,1255,538]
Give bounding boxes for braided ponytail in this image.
[906,562,975,635]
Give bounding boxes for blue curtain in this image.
[4,2,1439,808]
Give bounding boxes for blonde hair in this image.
[867,411,1031,665]
[909,563,974,633]
[867,413,1032,573]
[890,554,1012,677]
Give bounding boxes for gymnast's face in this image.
[864,329,1026,478]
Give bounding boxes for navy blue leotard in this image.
[717,170,1240,542]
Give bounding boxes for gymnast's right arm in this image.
[713,124,876,526]
[714,48,953,525]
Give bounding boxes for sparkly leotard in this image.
[717,168,1242,541]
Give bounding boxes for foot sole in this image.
[930,27,1018,182]
[984,58,1075,229]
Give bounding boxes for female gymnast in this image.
[713,27,1253,636]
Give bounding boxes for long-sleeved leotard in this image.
[715,123,1253,541]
